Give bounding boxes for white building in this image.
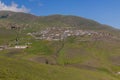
[15,45,28,49]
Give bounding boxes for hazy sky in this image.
[0,0,120,29]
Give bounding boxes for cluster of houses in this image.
[28,27,112,41]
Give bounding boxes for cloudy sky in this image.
[0,0,120,29]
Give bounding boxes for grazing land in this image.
[0,11,120,80]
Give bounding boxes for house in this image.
[15,45,28,49]
[117,72,120,74]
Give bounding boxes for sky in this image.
[0,0,120,29]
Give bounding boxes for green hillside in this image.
[0,56,119,80]
[0,11,120,80]
[0,11,119,30]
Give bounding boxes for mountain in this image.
[0,11,119,30]
[0,11,119,36]
[0,11,120,80]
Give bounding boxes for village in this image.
[0,27,113,51]
[28,27,112,41]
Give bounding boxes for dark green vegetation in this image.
[0,11,120,80]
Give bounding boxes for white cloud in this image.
[0,1,29,13]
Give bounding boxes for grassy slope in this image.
[0,28,16,45]
[0,39,120,80]
[0,28,119,80]
[0,11,120,32]
[0,11,120,80]
[0,56,119,80]
[57,40,120,69]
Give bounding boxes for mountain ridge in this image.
[0,11,119,30]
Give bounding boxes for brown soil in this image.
[29,56,57,65]
[110,56,120,65]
